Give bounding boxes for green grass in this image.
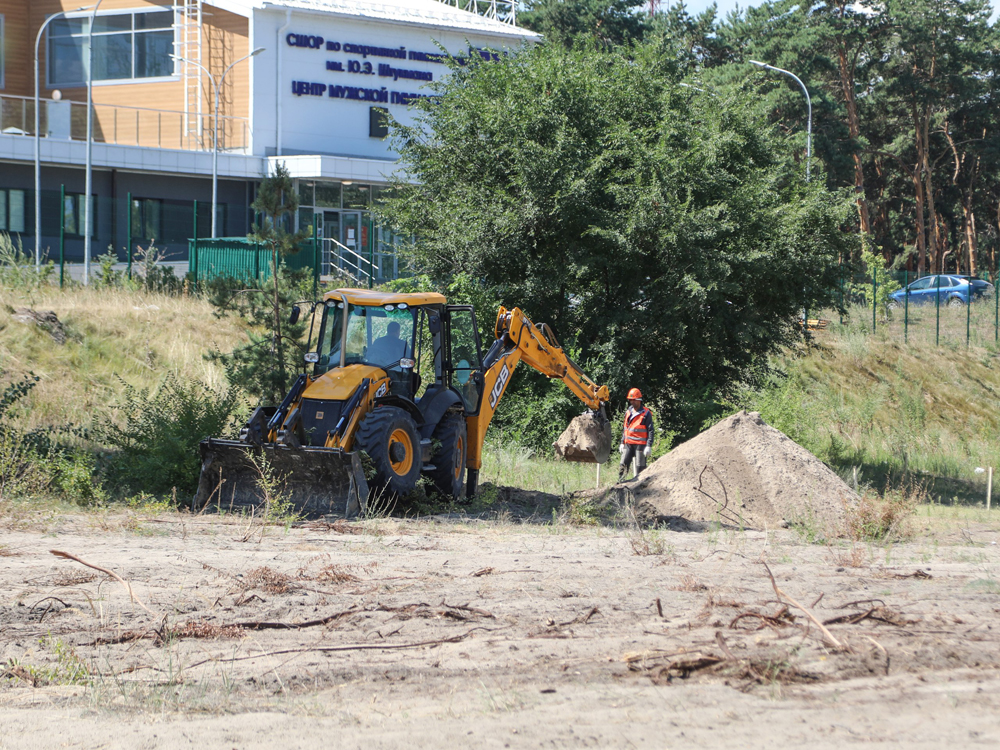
[732,304,1000,505]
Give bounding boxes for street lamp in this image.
[34,5,91,269]
[83,0,104,285]
[749,60,812,182]
[171,47,265,238]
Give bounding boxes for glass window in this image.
[93,34,133,81]
[64,195,77,235]
[131,197,162,240]
[48,10,175,86]
[61,193,94,237]
[0,192,6,231]
[314,183,341,208]
[298,207,317,236]
[908,277,932,291]
[135,31,173,78]
[315,303,415,375]
[448,308,482,412]
[297,181,314,207]
[343,184,370,209]
[7,190,25,233]
[135,11,172,31]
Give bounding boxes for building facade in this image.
[0,0,533,280]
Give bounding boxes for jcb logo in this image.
[489,363,510,409]
[375,382,388,398]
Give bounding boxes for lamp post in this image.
[82,0,104,285]
[35,6,90,269]
[171,47,264,238]
[749,60,812,182]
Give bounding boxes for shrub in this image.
[96,375,240,499]
[845,486,919,542]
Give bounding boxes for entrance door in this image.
[322,211,340,276]
[340,212,369,281]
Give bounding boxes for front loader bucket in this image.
[193,439,369,518]
[553,412,613,464]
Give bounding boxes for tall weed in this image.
[96,375,239,499]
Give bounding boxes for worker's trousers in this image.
[619,443,648,480]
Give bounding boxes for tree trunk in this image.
[964,206,977,277]
[912,167,927,276]
[836,35,871,236]
[919,111,940,273]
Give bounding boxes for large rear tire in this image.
[427,413,468,502]
[356,406,422,498]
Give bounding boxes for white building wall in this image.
[251,8,532,161]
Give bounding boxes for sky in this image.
[661,0,999,23]
[659,0,764,20]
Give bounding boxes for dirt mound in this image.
[619,411,855,532]
[553,412,612,464]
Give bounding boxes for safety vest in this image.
[623,407,651,445]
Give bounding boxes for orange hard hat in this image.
[627,388,643,400]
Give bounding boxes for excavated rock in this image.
[553,412,612,464]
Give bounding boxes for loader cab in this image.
[313,290,484,412]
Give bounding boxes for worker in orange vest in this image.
[619,387,653,481]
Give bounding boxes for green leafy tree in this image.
[520,0,649,49]
[207,163,311,403]
[379,42,856,431]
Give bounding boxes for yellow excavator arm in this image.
[465,306,610,474]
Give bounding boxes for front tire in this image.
[356,406,422,498]
[427,413,468,502]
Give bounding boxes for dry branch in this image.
[50,550,156,616]
[761,562,846,651]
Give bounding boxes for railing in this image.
[436,0,517,24]
[0,94,250,152]
[321,237,374,287]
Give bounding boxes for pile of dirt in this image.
[615,410,855,532]
[553,412,612,463]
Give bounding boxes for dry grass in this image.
[0,285,245,431]
[845,488,919,542]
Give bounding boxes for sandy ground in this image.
[1,504,999,749]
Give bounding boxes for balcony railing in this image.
[0,94,250,152]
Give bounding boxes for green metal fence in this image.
[188,236,321,287]
[840,265,999,348]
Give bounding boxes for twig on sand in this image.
[178,626,494,671]
[761,562,846,651]
[50,550,156,616]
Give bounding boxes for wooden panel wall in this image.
[0,0,32,96]
[0,1,249,150]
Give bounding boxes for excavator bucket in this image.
[553,411,613,464]
[193,439,369,518]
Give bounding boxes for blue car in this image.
[888,275,995,308]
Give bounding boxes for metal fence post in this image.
[126,191,132,280]
[967,274,971,347]
[838,260,844,325]
[995,261,999,343]
[936,274,941,346]
[59,184,65,288]
[903,270,909,343]
[192,200,199,291]
[872,269,877,333]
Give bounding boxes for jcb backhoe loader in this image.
[194,288,610,516]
